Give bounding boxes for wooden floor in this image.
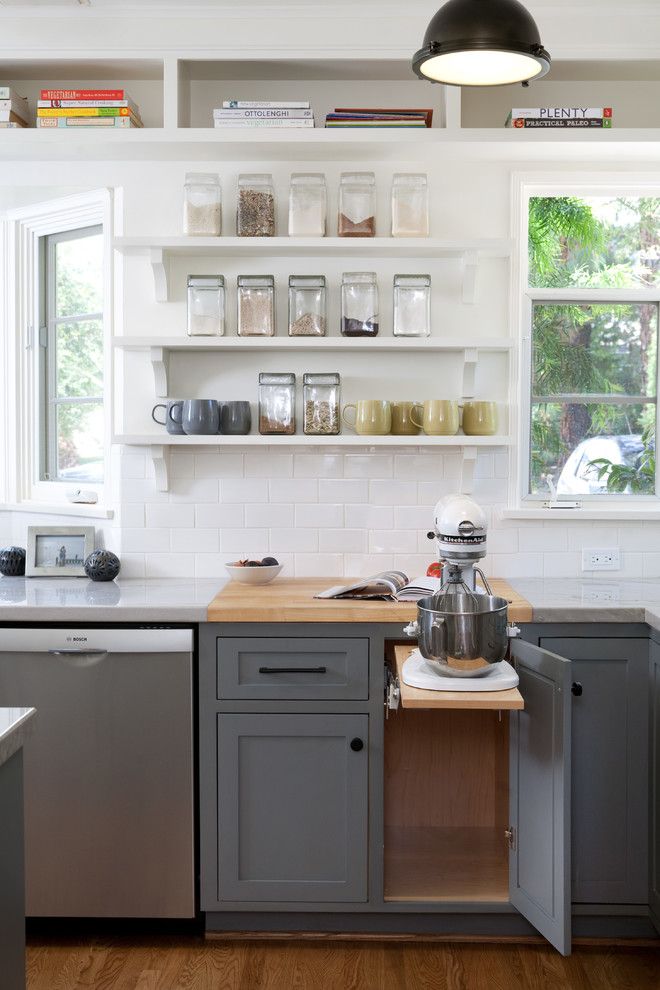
[26,934,660,990]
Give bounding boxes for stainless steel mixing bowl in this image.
[404,592,510,677]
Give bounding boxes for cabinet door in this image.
[651,642,660,936]
[217,713,368,903]
[542,637,648,905]
[509,639,572,957]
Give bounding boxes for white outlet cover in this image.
[582,548,621,571]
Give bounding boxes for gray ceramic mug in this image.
[170,399,219,436]
[152,400,185,436]
[219,401,252,435]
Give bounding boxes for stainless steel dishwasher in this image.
[0,627,195,918]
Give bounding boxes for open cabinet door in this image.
[650,642,660,935]
[509,639,572,956]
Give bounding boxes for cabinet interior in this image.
[384,706,509,903]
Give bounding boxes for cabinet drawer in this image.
[216,637,369,700]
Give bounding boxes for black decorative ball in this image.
[0,546,26,577]
[84,550,121,582]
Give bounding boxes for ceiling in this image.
[0,0,648,7]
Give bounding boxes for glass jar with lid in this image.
[183,172,221,236]
[187,275,225,336]
[259,372,296,435]
[338,172,376,237]
[303,373,341,436]
[341,272,379,337]
[289,173,327,236]
[288,275,327,337]
[237,173,275,237]
[391,173,429,237]
[237,275,275,336]
[393,274,431,337]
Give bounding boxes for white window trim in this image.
[0,189,113,514]
[510,171,660,518]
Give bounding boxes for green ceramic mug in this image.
[411,400,460,436]
[390,401,421,436]
[462,400,499,436]
[342,400,392,435]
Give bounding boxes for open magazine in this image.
[315,571,441,602]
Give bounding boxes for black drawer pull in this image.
[571,682,583,697]
[258,665,328,674]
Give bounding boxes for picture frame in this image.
[25,526,95,578]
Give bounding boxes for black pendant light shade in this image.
[413,0,550,87]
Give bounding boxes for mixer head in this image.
[432,494,488,567]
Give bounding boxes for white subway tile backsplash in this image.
[345,504,394,530]
[319,479,367,503]
[393,454,443,481]
[369,479,417,506]
[195,453,244,479]
[393,506,429,531]
[543,552,582,578]
[122,528,171,553]
[319,529,367,553]
[120,479,169,504]
[194,553,236,577]
[642,553,660,578]
[487,552,544,578]
[245,453,293,478]
[344,553,394,576]
[171,528,219,553]
[145,553,195,578]
[118,504,145,528]
[270,528,319,552]
[371,529,418,554]
[294,453,343,478]
[116,553,146,578]
[394,554,435,576]
[246,503,294,528]
[120,454,147,479]
[518,526,568,552]
[295,503,344,528]
[294,553,344,577]
[417,480,460,505]
[170,478,219,503]
[170,452,196,479]
[196,503,244,528]
[222,479,269,503]
[221,528,269,553]
[146,503,195,528]
[270,479,318,503]
[344,454,393,479]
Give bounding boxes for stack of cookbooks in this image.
[213,100,314,128]
[36,89,143,129]
[325,108,432,128]
[0,87,30,128]
[506,107,613,129]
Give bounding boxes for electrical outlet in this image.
[582,548,621,571]
[581,584,621,603]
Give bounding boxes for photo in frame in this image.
[25,526,95,577]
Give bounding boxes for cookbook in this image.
[315,571,441,602]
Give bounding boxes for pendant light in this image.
[413,0,550,87]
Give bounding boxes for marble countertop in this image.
[509,578,660,630]
[0,577,227,622]
[0,708,35,768]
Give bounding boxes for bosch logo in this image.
[67,636,88,643]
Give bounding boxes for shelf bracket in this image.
[150,346,169,398]
[460,447,478,494]
[462,251,479,305]
[150,248,170,303]
[151,445,170,493]
[462,347,478,399]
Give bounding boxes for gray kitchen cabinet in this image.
[541,636,648,905]
[651,639,660,935]
[216,713,368,903]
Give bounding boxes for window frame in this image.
[0,190,112,509]
[513,173,660,510]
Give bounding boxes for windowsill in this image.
[0,501,114,520]
[503,507,660,521]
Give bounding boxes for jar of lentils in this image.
[303,373,341,436]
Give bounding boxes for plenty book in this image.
[506,107,613,128]
[315,572,441,602]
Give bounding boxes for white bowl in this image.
[225,563,283,585]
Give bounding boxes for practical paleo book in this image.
[315,572,440,602]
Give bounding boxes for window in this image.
[524,192,659,500]
[39,226,104,484]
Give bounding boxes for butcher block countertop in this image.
[207,577,533,624]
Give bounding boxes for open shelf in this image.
[384,826,509,903]
[112,335,513,352]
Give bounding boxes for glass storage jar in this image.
[391,173,429,237]
[288,275,327,337]
[187,275,225,337]
[183,172,222,236]
[338,172,376,237]
[237,275,275,336]
[303,373,340,436]
[393,274,431,337]
[259,372,296,435]
[289,173,327,236]
[237,173,275,236]
[341,272,379,337]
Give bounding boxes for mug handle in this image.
[410,404,424,429]
[169,401,183,426]
[342,404,357,430]
[151,404,167,426]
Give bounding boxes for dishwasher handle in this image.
[48,648,108,668]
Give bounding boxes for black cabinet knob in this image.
[571,682,583,697]
[350,738,364,752]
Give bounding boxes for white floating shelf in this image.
[112,336,512,397]
[113,434,509,493]
[113,236,511,304]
